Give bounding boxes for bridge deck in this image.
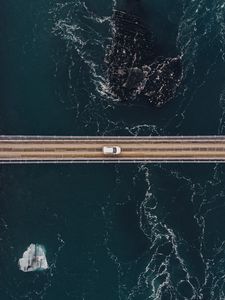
[0,136,225,163]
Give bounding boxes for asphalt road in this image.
[0,136,225,163]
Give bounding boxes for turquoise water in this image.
[1,0,225,299]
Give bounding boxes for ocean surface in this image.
[0,0,225,299]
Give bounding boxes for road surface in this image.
[0,135,225,163]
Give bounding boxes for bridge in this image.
[0,135,225,163]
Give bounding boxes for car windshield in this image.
[113,147,117,153]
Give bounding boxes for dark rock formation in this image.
[105,10,182,107]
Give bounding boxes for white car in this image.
[102,146,121,155]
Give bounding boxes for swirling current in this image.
[0,0,225,299]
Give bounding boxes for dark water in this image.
[0,0,225,299]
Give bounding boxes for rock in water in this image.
[105,10,182,107]
[18,244,48,272]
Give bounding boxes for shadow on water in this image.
[105,0,183,108]
[115,0,182,57]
